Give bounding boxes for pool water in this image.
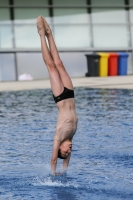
[0,88,133,200]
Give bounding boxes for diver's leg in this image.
[37,16,64,96]
[43,17,73,90]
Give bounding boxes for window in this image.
[93,25,128,48]
[53,0,86,6]
[0,25,13,48]
[131,26,133,46]
[0,9,10,21]
[0,54,16,81]
[53,8,89,24]
[130,0,133,23]
[14,8,49,23]
[13,0,49,48]
[91,0,128,48]
[91,0,125,6]
[91,0,126,24]
[14,0,48,6]
[129,0,133,6]
[54,25,91,48]
[92,8,126,24]
[0,0,9,6]
[14,24,40,48]
[53,0,90,48]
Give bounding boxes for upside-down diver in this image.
[36,16,78,175]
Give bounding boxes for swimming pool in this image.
[0,87,133,200]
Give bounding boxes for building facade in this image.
[0,0,133,81]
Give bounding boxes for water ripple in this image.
[0,88,133,200]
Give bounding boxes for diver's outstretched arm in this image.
[51,136,60,175]
[62,153,71,173]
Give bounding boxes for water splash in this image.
[32,174,79,188]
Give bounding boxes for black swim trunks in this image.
[53,87,74,103]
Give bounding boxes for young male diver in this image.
[36,16,78,175]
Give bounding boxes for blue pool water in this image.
[0,87,133,200]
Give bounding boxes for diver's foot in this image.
[42,17,52,37]
[36,16,45,36]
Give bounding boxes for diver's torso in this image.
[55,98,78,142]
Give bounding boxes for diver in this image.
[36,16,78,175]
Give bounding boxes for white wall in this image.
[17,53,49,79]
[16,52,132,81]
[16,52,88,80]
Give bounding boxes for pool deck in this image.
[0,75,133,92]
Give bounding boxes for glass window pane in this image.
[14,8,49,23]
[0,9,10,21]
[53,0,86,6]
[54,8,89,24]
[92,8,126,23]
[130,9,133,23]
[0,54,16,81]
[129,0,133,6]
[14,25,40,48]
[93,25,128,48]
[54,25,90,48]
[0,0,9,6]
[0,25,13,48]
[14,0,48,6]
[131,26,133,46]
[92,0,124,6]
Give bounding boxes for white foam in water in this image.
[32,175,79,188]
